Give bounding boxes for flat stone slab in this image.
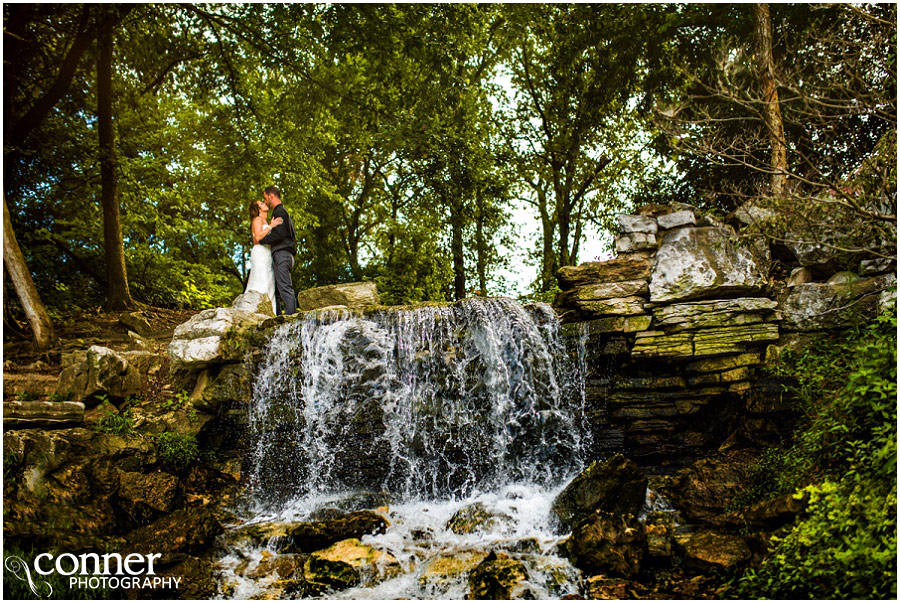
[4,400,85,428]
[617,214,658,234]
[632,323,779,358]
[296,282,380,312]
[657,210,697,230]
[562,315,652,336]
[557,255,652,289]
[652,298,778,331]
[556,280,649,306]
[650,227,768,303]
[575,296,647,316]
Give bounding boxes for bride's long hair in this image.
[248,200,260,221]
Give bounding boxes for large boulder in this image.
[296,282,380,312]
[563,511,646,579]
[56,346,143,401]
[677,530,751,570]
[650,227,768,303]
[168,307,268,369]
[552,454,647,526]
[232,290,276,316]
[446,502,514,535]
[778,273,896,331]
[302,538,401,594]
[557,255,652,289]
[116,470,181,526]
[466,551,532,600]
[125,506,223,558]
[419,550,488,590]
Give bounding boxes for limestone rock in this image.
[285,511,389,554]
[860,257,894,276]
[303,538,401,593]
[196,363,253,412]
[691,323,780,356]
[557,279,649,303]
[742,491,808,528]
[657,210,697,230]
[3,373,58,397]
[778,274,895,331]
[419,550,488,589]
[117,470,181,525]
[446,502,513,535]
[616,232,657,253]
[650,227,768,303]
[296,282,380,312]
[119,351,165,376]
[232,290,276,317]
[561,315,651,336]
[729,200,776,226]
[564,511,646,579]
[686,352,760,373]
[574,296,646,317]
[617,214,658,234]
[126,507,223,557]
[553,454,647,526]
[787,267,813,287]
[466,552,532,600]
[557,255,652,289]
[227,511,389,555]
[678,530,751,570]
[651,298,778,332]
[119,311,155,337]
[3,400,84,428]
[56,346,142,401]
[168,307,267,369]
[631,331,694,358]
[827,271,861,285]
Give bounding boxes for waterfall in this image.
[246,297,588,511]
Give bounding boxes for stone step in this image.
[2,373,59,397]
[3,400,84,429]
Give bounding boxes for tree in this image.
[96,7,135,310]
[653,4,896,264]
[504,4,665,290]
[3,197,55,349]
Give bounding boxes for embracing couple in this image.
[246,186,297,315]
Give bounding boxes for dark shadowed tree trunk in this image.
[97,21,135,310]
[3,198,56,350]
[753,3,788,196]
[448,194,466,300]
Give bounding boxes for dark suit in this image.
[260,204,297,315]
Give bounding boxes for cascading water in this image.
[218,297,590,599]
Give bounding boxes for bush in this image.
[154,432,199,472]
[736,306,897,599]
[94,408,136,437]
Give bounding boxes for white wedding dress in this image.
[246,243,277,315]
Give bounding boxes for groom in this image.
[259,186,297,315]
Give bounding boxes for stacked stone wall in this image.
[555,202,895,466]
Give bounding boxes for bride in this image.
[245,200,283,314]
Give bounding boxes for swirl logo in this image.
[4,555,53,598]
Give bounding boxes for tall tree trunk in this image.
[97,22,134,310]
[535,184,557,292]
[449,196,466,301]
[3,198,56,350]
[753,3,788,197]
[475,190,487,295]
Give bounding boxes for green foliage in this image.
[154,432,199,472]
[46,391,72,402]
[735,307,897,599]
[93,408,136,437]
[15,391,39,402]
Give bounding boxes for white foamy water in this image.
[218,297,589,599]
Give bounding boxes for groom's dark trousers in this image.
[272,250,297,315]
[260,203,297,315]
